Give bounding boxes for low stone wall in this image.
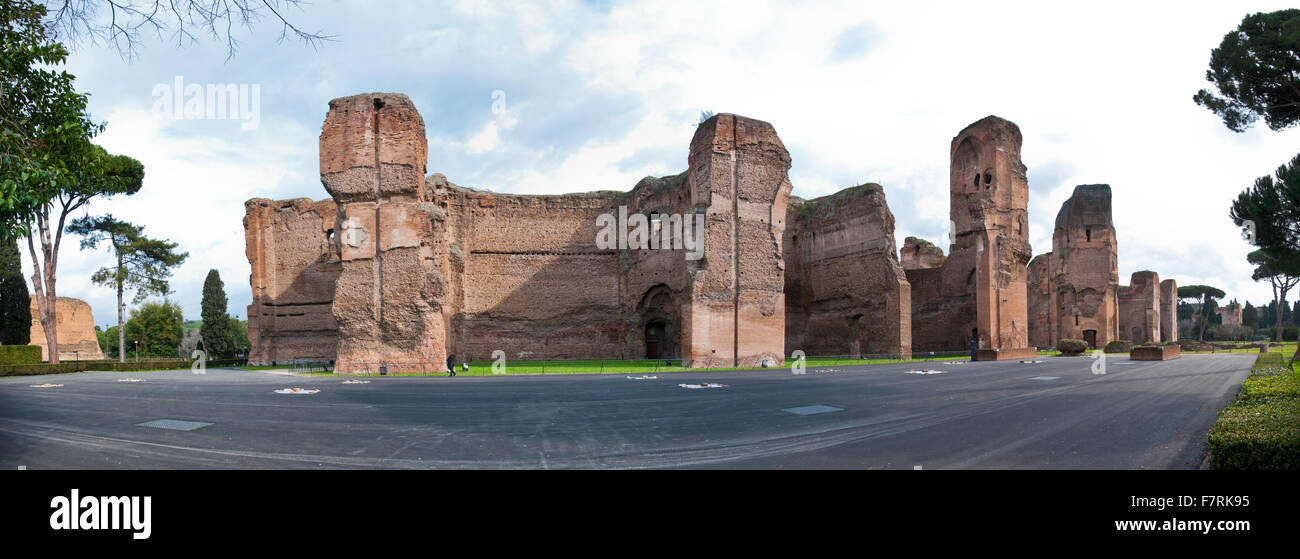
[1131,345,1180,361]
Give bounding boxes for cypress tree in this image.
[0,239,31,345]
[199,269,233,358]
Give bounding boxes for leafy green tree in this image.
[68,215,187,362]
[1230,154,1300,266]
[1178,285,1227,341]
[0,238,31,344]
[97,324,119,358]
[229,317,250,357]
[1248,249,1300,342]
[200,270,233,358]
[23,143,143,362]
[0,0,99,240]
[1194,9,1300,133]
[124,300,184,358]
[1243,302,1258,333]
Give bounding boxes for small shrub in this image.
[1058,339,1089,355]
[1208,352,1300,469]
[1104,340,1133,353]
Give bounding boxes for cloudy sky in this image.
[24,0,1300,328]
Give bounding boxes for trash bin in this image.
[379,365,387,376]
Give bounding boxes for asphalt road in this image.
[0,353,1253,469]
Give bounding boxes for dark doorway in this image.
[1083,329,1097,348]
[645,321,666,359]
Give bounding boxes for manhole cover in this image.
[341,380,370,384]
[627,375,658,380]
[274,388,320,394]
[904,369,947,375]
[679,383,727,389]
[137,419,212,431]
[781,405,843,415]
[1029,376,1059,381]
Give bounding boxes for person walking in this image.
[969,335,978,361]
[447,353,456,377]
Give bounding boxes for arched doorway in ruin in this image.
[638,284,677,360]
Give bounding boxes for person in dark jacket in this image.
[969,336,978,361]
[447,353,456,377]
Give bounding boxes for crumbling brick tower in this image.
[682,114,790,368]
[319,93,448,374]
[948,117,1035,360]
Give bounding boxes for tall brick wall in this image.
[784,184,911,358]
[244,198,340,365]
[911,116,1034,359]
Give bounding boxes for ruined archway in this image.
[637,284,677,360]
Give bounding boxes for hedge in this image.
[1103,340,1132,353]
[0,345,42,365]
[0,359,244,377]
[1208,351,1300,470]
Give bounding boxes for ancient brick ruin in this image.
[248,94,810,371]
[904,117,1036,360]
[1027,185,1120,348]
[784,184,911,359]
[1217,302,1243,328]
[247,94,1174,370]
[1026,185,1177,347]
[29,296,104,361]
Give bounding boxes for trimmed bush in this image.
[0,363,88,376]
[1103,340,1133,353]
[1058,339,1089,355]
[0,344,42,365]
[1208,352,1300,469]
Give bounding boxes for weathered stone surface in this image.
[682,114,791,368]
[28,296,103,361]
[244,197,340,365]
[910,116,1032,356]
[900,237,946,270]
[785,184,912,359]
[320,93,444,374]
[1119,271,1162,344]
[1026,185,1120,349]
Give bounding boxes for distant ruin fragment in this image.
[28,296,104,361]
[1217,302,1243,328]
[1118,271,1163,344]
[900,237,946,270]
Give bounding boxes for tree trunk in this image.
[1198,295,1209,342]
[117,275,125,363]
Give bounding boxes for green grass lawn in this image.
[276,354,971,377]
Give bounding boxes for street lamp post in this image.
[133,340,138,363]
